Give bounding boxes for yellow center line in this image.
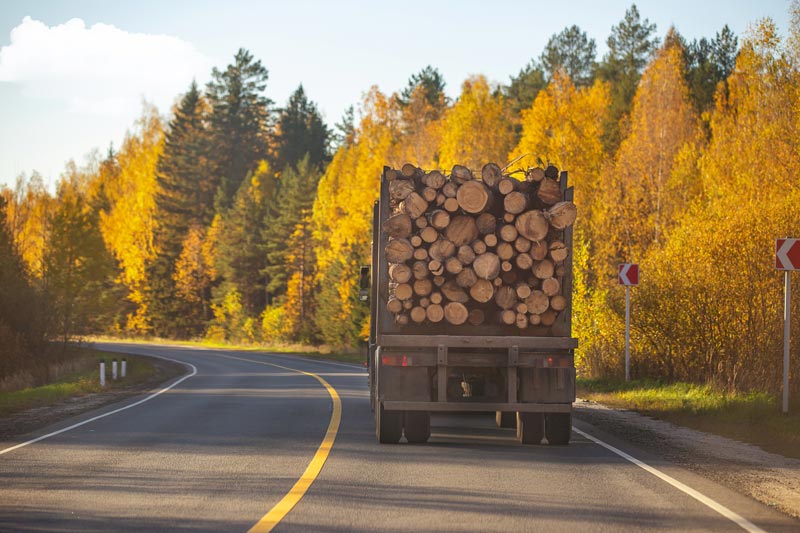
[209,352,342,533]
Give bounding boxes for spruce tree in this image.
[540,25,597,87]
[504,62,547,116]
[272,85,330,172]
[397,66,448,110]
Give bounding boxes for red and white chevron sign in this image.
[776,238,800,270]
[618,264,639,286]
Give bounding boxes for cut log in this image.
[436,193,445,206]
[450,165,473,185]
[429,239,456,261]
[382,213,412,238]
[516,302,528,314]
[442,181,458,198]
[428,259,442,273]
[441,280,469,303]
[456,267,478,288]
[457,181,492,214]
[410,235,423,247]
[473,252,501,280]
[401,163,419,178]
[501,270,518,285]
[444,257,464,275]
[401,192,429,219]
[476,213,497,235]
[471,239,487,255]
[516,283,532,300]
[516,313,529,329]
[550,294,567,312]
[443,198,459,212]
[481,162,503,187]
[386,239,413,263]
[497,177,517,195]
[469,279,494,303]
[420,226,439,244]
[430,292,443,305]
[387,298,403,314]
[504,191,528,214]
[533,259,555,279]
[384,167,399,181]
[426,304,444,323]
[515,252,533,270]
[555,265,566,277]
[389,263,412,283]
[497,242,514,261]
[499,224,518,242]
[514,236,532,253]
[410,306,427,323]
[457,245,476,265]
[396,313,409,326]
[395,283,413,301]
[389,178,415,201]
[420,297,430,308]
[414,278,433,296]
[546,201,577,230]
[429,209,451,230]
[484,234,498,248]
[525,290,549,314]
[493,277,503,287]
[549,241,569,263]
[495,285,517,309]
[529,314,541,326]
[424,170,446,190]
[530,240,548,260]
[503,213,515,224]
[501,260,513,272]
[536,178,561,205]
[433,275,445,287]
[541,277,560,296]
[526,167,545,182]
[445,215,479,246]
[422,187,437,202]
[544,164,558,178]
[468,308,485,326]
[500,309,516,325]
[540,309,558,326]
[444,302,469,325]
[413,247,428,261]
[515,210,549,242]
[412,260,429,280]
[415,216,428,229]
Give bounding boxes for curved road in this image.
[0,343,796,532]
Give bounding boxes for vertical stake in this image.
[122,358,127,379]
[100,360,106,387]
[625,285,631,382]
[784,270,791,414]
[112,359,118,381]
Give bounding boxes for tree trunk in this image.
[386,239,414,263]
[445,215,479,246]
[444,302,469,324]
[473,252,501,280]
[481,162,503,187]
[515,210,549,242]
[382,213,412,238]
[456,181,492,214]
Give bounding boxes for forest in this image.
[2,4,799,395]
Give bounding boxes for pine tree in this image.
[272,85,330,172]
[207,48,273,208]
[504,61,547,116]
[540,25,597,87]
[397,65,448,109]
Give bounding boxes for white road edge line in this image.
[572,427,767,533]
[0,355,197,456]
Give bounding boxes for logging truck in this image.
[365,163,578,445]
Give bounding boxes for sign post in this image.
[618,264,639,382]
[776,238,800,413]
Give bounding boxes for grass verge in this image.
[578,377,800,459]
[0,350,157,418]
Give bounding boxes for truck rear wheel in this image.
[495,411,516,429]
[517,412,544,445]
[403,411,431,443]
[545,413,572,445]
[376,404,403,444]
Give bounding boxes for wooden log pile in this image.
[382,162,576,330]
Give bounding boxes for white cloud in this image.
[0,16,212,116]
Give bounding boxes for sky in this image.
[0,0,793,190]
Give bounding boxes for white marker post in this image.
[619,264,639,382]
[99,360,106,387]
[776,238,800,413]
[112,359,118,381]
[121,358,127,379]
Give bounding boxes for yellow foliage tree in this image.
[392,85,444,169]
[4,173,53,279]
[438,75,513,171]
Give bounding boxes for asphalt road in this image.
[0,343,796,532]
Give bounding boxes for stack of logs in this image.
[382,162,576,330]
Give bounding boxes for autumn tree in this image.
[207,49,273,208]
[397,65,448,109]
[272,85,330,173]
[4,173,53,279]
[172,224,213,332]
[394,67,448,168]
[540,25,597,86]
[438,75,513,171]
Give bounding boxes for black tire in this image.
[404,411,431,443]
[376,404,403,444]
[495,411,517,429]
[517,412,545,445]
[545,413,572,445]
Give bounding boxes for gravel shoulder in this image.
[574,398,800,520]
[0,355,185,440]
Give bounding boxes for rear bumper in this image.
[381,401,572,413]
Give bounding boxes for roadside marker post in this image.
[619,264,639,382]
[121,358,127,378]
[776,238,800,413]
[99,360,106,387]
[112,359,118,380]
